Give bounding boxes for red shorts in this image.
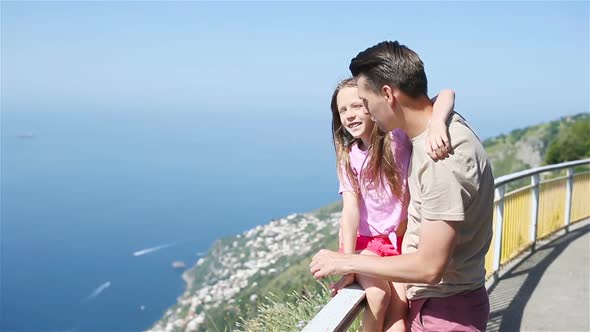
[340,235,403,257]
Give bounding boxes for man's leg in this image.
[406,298,428,332]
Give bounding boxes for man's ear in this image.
[382,85,397,107]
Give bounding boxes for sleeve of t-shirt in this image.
[420,156,473,222]
[338,161,354,194]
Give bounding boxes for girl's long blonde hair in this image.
[330,78,404,200]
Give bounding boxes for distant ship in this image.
[17,132,35,139]
[172,261,186,269]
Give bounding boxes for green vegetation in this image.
[483,113,588,191]
[545,115,590,164]
[483,113,588,176]
[237,287,361,332]
[207,231,339,331]
[312,200,343,219]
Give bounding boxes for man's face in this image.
[356,76,397,132]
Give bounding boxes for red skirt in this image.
[340,235,403,257]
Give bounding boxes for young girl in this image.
[329,78,454,332]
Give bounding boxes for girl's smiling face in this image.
[336,86,375,145]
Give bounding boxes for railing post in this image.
[493,185,505,273]
[530,174,540,251]
[564,168,574,232]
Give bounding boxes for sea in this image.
[0,109,339,331]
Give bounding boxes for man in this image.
[310,41,494,331]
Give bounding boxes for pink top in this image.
[338,129,412,248]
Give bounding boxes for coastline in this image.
[181,270,194,291]
[147,203,342,332]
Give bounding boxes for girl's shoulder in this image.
[348,141,364,156]
[391,128,412,149]
[346,141,369,170]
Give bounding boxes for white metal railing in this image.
[303,159,590,332]
[301,284,365,332]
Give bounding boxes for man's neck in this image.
[399,96,433,139]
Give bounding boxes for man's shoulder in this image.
[416,119,489,180]
[411,113,488,173]
[435,114,493,186]
[448,113,480,141]
[447,114,488,159]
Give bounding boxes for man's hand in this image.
[330,273,355,297]
[309,249,348,279]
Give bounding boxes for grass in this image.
[238,287,362,332]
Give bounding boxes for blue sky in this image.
[2,1,588,138]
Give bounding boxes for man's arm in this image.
[310,218,457,284]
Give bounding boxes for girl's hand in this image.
[330,273,355,297]
[428,88,454,160]
[426,119,451,160]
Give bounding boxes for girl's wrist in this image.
[431,112,447,122]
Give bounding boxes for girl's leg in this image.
[356,249,391,332]
[384,281,408,332]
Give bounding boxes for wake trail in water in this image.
[85,281,111,301]
[132,243,175,257]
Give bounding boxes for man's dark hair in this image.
[349,41,428,98]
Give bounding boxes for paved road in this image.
[487,219,589,332]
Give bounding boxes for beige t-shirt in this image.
[403,112,494,300]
